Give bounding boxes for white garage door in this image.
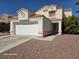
[15,24,38,35]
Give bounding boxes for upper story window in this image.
[49,11,55,17]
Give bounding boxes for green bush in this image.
[0,22,10,32]
[62,16,79,34]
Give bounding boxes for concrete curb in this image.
[0,35,13,39]
[34,34,59,41]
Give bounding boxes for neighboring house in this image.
[64,8,72,17]
[0,13,14,23]
[10,4,72,37]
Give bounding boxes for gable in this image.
[17,8,28,14]
[17,8,28,20]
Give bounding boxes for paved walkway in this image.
[34,34,58,41]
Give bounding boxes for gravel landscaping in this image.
[0,34,79,59]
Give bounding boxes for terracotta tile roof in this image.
[28,11,44,18]
[0,13,14,19]
[10,16,18,22]
[0,13,18,22]
[0,20,7,23]
[0,16,5,20]
[0,16,9,23]
[10,16,18,20]
[28,12,35,17]
[2,13,13,16]
[30,14,44,18]
[29,13,60,21]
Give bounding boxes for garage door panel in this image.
[16,24,38,35]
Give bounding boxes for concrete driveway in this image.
[0,34,57,53]
[0,35,35,53]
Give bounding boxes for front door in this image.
[52,23,58,34]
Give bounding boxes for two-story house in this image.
[10,4,72,37]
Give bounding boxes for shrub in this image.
[62,16,79,34]
[0,22,10,32]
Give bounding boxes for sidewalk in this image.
[34,34,58,41]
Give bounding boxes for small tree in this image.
[62,16,79,34]
[0,22,5,32]
[0,22,10,32]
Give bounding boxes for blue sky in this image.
[0,0,78,16]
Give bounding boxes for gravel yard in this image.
[0,34,79,59]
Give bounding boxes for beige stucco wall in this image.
[48,4,57,11]
[58,20,62,34]
[35,5,57,16]
[35,5,57,15]
[29,17,43,37]
[29,17,41,21]
[10,21,14,35]
[35,9,44,15]
[37,17,44,37]
[29,17,53,37]
[64,10,72,17]
[35,7,63,20]
[43,11,49,18]
[48,8,63,19]
[18,9,28,20]
[55,8,63,19]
